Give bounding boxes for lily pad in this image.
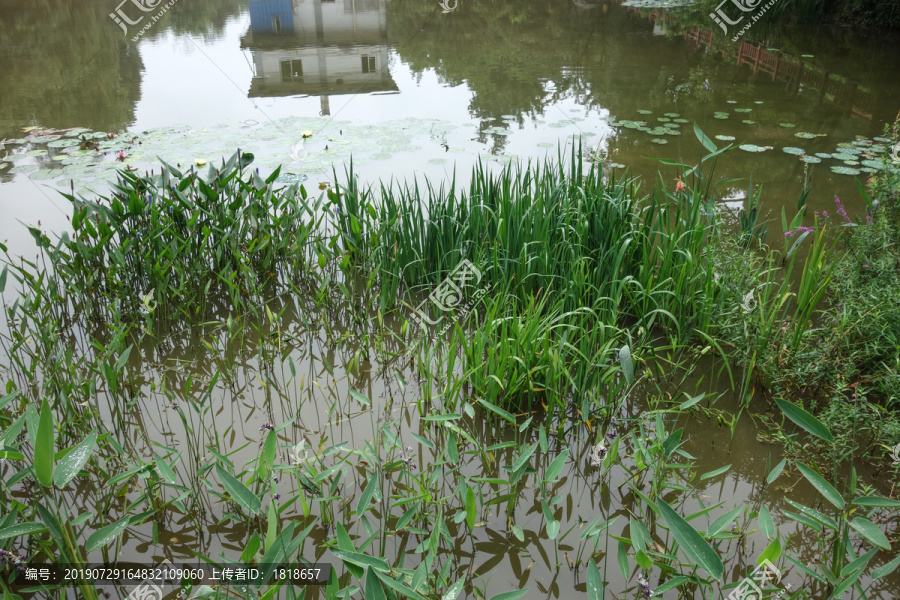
[47,138,83,149]
[637,110,653,115]
[673,118,689,123]
[501,114,516,119]
[742,120,756,125]
[651,138,668,144]
[831,166,861,175]
[24,149,48,157]
[815,153,833,159]
[873,137,891,143]
[714,112,730,120]
[275,173,308,184]
[727,100,738,104]
[754,101,764,104]
[832,153,856,161]
[734,108,752,113]
[537,142,555,148]
[860,160,884,169]
[783,147,806,155]
[29,169,66,180]
[664,113,680,118]
[842,159,861,166]
[715,135,736,141]
[801,54,814,58]
[800,156,822,164]
[657,117,671,122]
[794,132,817,139]
[739,144,767,152]
[779,123,796,128]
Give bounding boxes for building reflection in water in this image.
[241,0,397,115]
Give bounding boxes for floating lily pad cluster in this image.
[609,111,684,139]
[0,117,470,192]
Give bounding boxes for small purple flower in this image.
[273,476,279,483]
[51,355,58,362]
[259,423,274,432]
[835,196,850,223]
[638,573,654,598]
[863,264,870,268]
[274,493,281,500]
[784,231,794,237]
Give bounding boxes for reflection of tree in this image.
[0,0,245,139]
[386,0,631,126]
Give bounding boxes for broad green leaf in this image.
[441,578,465,600]
[841,548,877,578]
[34,398,54,488]
[774,398,834,443]
[364,566,387,600]
[635,549,652,570]
[357,473,379,516]
[216,464,262,515]
[767,458,787,484]
[849,517,891,550]
[757,537,782,564]
[586,558,604,600]
[657,499,724,580]
[796,462,844,509]
[546,519,560,540]
[85,515,130,551]
[53,430,97,488]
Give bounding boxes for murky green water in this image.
[1,0,900,598]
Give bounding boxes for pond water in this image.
[1,0,900,599]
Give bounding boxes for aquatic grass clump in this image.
[47,151,326,327]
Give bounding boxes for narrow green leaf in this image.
[700,464,731,481]
[767,458,787,484]
[707,505,743,538]
[796,463,844,509]
[153,453,177,484]
[774,398,835,443]
[0,522,49,540]
[694,124,718,153]
[255,429,276,482]
[478,398,516,424]
[657,499,724,580]
[853,496,900,508]
[759,506,775,539]
[871,554,900,580]
[215,464,262,515]
[349,390,371,406]
[466,486,476,531]
[85,515,130,551]
[618,345,634,385]
[586,558,604,600]
[544,449,568,482]
[487,591,529,600]
[34,398,54,488]
[330,549,390,572]
[617,539,630,581]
